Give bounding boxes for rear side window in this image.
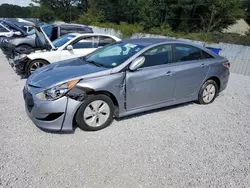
[174,44,202,62]
[98,36,115,47]
[202,51,214,59]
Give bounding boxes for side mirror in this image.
[66,45,73,50]
[129,56,145,71]
[14,31,21,36]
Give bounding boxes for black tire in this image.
[198,79,219,105]
[26,59,49,76]
[76,94,114,131]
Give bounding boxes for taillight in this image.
[223,62,230,68]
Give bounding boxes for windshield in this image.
[52,34,76,48]
[86,42,145,68]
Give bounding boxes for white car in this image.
[13,32,121,75]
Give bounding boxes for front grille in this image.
[23,88,34,112]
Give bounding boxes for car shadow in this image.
[37,101,195,134]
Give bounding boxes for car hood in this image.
[28,58,109,89]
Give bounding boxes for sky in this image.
[0,0,32,7]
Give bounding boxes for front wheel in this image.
[76,94,114,131]
[26,59,49,76]
[198,80,219,105]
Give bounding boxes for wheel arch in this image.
[205,76,221,91]
[25,58,50,75]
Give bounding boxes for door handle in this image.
[201,63,209,68]
[166,71,174,76]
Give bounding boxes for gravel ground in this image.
[0,53,250,188]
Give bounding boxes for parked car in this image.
[2,23,94,55]
[23,38,230,132]
[13,32,120,75]
[0,20,27,42]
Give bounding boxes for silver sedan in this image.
[23,38,230,132]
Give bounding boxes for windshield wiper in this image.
[86,60,105,67]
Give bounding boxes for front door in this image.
[126,44,176,110]
[60,36,98,61]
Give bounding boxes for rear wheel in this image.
[76,94,114,131]
[26,59,49,76]
[198,80,218,104]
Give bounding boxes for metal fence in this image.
[92,26,250,76]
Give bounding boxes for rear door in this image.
[60,36,98,61]
[126,44,176,110]
[172,44,212,100]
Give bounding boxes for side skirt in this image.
[118,95,197,118]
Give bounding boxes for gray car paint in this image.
[24,38,230,131]
[28,58,109,88]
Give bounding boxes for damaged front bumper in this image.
[8,56,30,75]
[23,86,83,132]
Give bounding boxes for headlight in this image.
[14,54,27,61]
[36,80,79,101]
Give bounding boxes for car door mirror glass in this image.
[129,56,145,71]
[67,45,73,50]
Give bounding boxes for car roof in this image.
[123,38,176,46]
[67,33,121,41]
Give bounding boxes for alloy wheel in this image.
[202,84,216,103]
[83,100,111,127]
[30,62,46,73]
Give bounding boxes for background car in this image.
[0,20,27,43]
[9,23,94,51]
[13,32,121,75]
[23,38,230,132]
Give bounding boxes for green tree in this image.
[0,4,31,18]
[32,0,88,22]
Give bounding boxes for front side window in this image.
[53,34,76,48]
[140,44,173,68]
[174,44,202,62]
[86,42,145,68]
[72,36,98,49]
